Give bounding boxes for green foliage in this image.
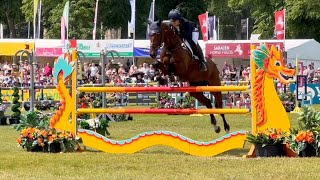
[14,110,49,131]
[11,86,21,123]
[79,120,90,129]
[0,0,24,38]
[297,106,320,131]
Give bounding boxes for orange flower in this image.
[28,134,34,139]
[269,133,277,140]
[21,129,28,137]
[41,130,48,138]
[306,136,314,144]
[16,138,22,144]
[29,128,36,134]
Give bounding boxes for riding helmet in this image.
[168,9,182,20]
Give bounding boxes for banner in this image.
[93,0,99,40]
[0,42,34,56]
[198,13,208,41]
[128,0,136,34]
[134,47,160,57]
[290,83,320,104]
[274,10,285,40]
[62,1,69,39]
[206,42,284,58]
[64,39,133,57]
[146,0,155,39]
[207,16,215,40]
[36,48,63,57]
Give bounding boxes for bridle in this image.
[150,26,184,54]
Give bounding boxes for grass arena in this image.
[1,45,320,179]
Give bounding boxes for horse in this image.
[148,20,230,134]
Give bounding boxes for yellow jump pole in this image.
[72,49,77,134]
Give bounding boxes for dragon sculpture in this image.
[49,53,75,134]
[251,43,295,132]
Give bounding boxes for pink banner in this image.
[36,48,63,57]
[205,42,284,59]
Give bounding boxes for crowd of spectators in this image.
[0,59,319,88]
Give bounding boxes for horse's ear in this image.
[147,18,153,25]
[157,19,162,26]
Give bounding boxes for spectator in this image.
[44,63,53,77]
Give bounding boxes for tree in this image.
[207,0,252,40]
[243,0,284,39]
[0,0,24,38]
[286,0,320,41]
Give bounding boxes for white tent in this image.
[285,39,320,67]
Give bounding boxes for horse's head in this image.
[251,43,295,84]
[148,19,163,59]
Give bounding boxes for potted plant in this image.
[246,128,287,157]
[287,106,320,157]
[16,127,83,153]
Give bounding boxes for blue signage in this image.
[289,83,320,104]
[134,47,160,57]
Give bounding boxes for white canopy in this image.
[285,39,320,67]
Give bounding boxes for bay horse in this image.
[148,20,230,133]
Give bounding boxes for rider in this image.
[168,9,207,72]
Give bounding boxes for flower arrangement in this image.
[16,127,82,153]
[287,106,320,156]
[246,128,287,147]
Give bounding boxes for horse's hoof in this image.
[214,126,221,133]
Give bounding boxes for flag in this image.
[241,19,247,33]
[33,0,39,39]
[207,16,213,39]
[146,0,155,39]
[93,0,99,40]
[198,13,208,41]
[36,0,42,39]
[63,1,69,39]
[128,0,136,36]
[34,0,39,22]
[274,9,285,40]
[61,17,65,44]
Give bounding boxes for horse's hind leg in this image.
[212,91,230,133]
[189,92,221,133]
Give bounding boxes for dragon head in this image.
[52,53,74,83]
[251,43,295,84]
